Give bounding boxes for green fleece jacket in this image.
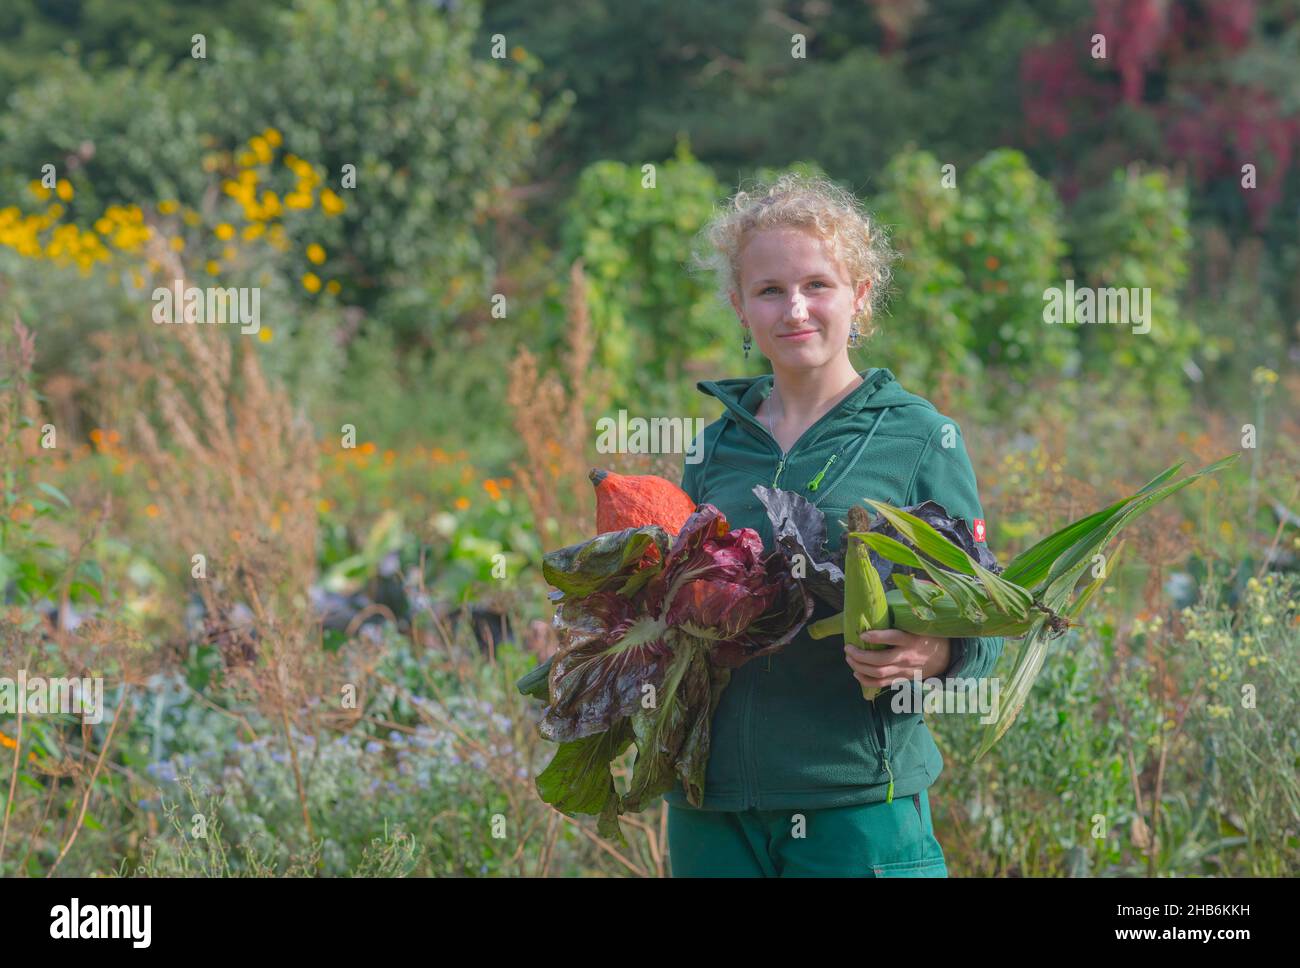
[663,366,1004,812]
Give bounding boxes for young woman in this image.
[666,173,1004,877]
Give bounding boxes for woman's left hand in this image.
[843,629,951,691]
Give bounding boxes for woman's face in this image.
[730,227,870,368]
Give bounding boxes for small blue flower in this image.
[364,740,383,755]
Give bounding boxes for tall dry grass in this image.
[129,237,333,842]
[0,317,159,876]
[505,260,600,551]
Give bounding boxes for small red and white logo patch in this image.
[973,519,986,542]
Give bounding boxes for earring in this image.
[848,318,861,348]
[741,326,752,359]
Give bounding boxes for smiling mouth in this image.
[779,330,816,337]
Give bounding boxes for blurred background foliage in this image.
[1,0,1298,877]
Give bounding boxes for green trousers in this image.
[667,790,948,877]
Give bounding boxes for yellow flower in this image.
[249,135,273,164]
[306,243,326,264]
[320,188,346,216]
[242,223,266,240]
[215,223,235,241]
[28,180,51,200]
[206,260,220,275]
[263,128,283,147]
[260,191,281,217]
[55,179,74,201]
[182,209,202,227]
[325,279,340,295]
[301,271,322,293]
[284,192,312,210]
[317,498,332,514]
[169,236,185,252]
[237,150,258,168]
[158,200,179,214]
[259,327,273,343]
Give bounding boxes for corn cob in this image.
[843,505,891,702]
[808,588,1059,641]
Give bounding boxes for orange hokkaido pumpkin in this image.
[589,468,697,536]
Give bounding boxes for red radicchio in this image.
[517,504,811,842]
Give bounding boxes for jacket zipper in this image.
[741,666,756,807]
[719,372,885,809]
[871,698,895,803]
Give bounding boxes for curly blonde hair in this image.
[689,171,896,340]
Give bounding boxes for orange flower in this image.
[145,504,161,518]
[359,441,377,456]
[0,731,36,762]
[985,255,1000,271]
[454,496,471,511]
[484,479,502,501]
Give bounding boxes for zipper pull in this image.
[880,707,894,803]
[807,454,838,491]
[772,457,786,488]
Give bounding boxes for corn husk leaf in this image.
[864,499,978,575]
[890,572,939,622]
